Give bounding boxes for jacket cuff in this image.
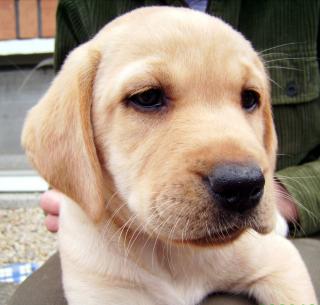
[275,160,320,237]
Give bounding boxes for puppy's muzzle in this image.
[207,163,265,213]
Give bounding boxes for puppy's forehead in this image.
[95,7,264,98]
[100,8,253,57]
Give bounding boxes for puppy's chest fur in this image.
[59,197,249,305]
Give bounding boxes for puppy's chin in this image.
[171,222,273,247]
[140,210,275,247]
[173,227,246,246]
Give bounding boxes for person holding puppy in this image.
[9,1,320,305]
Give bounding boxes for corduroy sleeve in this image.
[54,10,78,72]
[276,159,320,237]
[54,0,91,72]
[54,0,137,72]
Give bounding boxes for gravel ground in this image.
[0,207,57,265]
[0,206,57,304]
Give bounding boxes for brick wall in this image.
[0,0,58,40]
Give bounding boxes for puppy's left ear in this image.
[22,43,108,222]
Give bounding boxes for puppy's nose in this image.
[207,164,265,212]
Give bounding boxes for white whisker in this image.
[266,66,302,71]
[264,57,315,63]
[259,42,304,54]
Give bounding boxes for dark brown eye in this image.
[241,90,260,112]
[128,88,166,111]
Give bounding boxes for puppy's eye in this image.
[128,88,166,111]
[241,90,260,112]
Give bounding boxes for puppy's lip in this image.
[173,226,246,247]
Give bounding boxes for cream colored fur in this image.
[22,7,317,305]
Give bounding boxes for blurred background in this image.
[0,0,56,172]
[0,1,58,303]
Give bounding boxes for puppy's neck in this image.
[59,196,199,279]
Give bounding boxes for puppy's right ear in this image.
[22,43,108,223]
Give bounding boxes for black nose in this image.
[207,164,265,213]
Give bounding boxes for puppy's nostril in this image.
[250,187,263,200]
[207,163,265,213]
[218,191,239,205]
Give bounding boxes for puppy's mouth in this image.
[147,173,274,246]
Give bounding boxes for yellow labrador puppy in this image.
[22,7,317,305]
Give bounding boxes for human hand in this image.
[40,190,61,233]
[274,180,298,223]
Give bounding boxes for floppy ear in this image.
[22,43,107,223]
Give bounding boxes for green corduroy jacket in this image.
[54,0,320,236]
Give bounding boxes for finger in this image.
[40,190,61,216]
[44,214,59,233]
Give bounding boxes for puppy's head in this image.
[22,7,277,244]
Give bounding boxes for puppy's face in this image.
[92,8,277,244]
[22,7,277,245]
